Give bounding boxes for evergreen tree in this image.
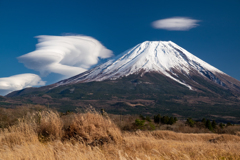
[206,119,213,131]
[168,117,175,125]
[174,117,178,123]
[161,116,169,124]
[212,120,217,129]
[154,114,161,124]
[202,118,206,124]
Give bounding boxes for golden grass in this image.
[1,108,240,159]
[62,112,122,145]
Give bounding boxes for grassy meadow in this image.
[0,105,240,160]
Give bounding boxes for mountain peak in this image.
[57,41,229,90]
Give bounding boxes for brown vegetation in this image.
[1,105,240,159]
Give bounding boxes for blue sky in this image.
[0,0,240,95]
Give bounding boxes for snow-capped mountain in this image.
[56,41,240,93]
[6,40,240,120]
[6,40,240,122]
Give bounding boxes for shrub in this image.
[135,119,145,128]
[38,110,63,142]
[149,123,156,130]
[186,118,195,127]
[219,123,224,129]
[145,116,151,122]
[63,112,122,145]
[139,115,145,120]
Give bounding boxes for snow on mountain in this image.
[56,41,227,90]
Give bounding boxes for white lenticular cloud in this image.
[0,74,46,96]
[18,35,113,78]
[152,17,200,31]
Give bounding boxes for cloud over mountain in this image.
[18,35,113,78]
[0,73,45,95]
[152,17,200,31]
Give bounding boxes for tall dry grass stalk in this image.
[38,110,63,141]
[1,107,240,159]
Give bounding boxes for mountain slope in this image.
[56,41,240,94]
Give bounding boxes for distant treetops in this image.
[186,117,232,131]
[153,114,177,125]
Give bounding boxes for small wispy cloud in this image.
[18,35,113,78]
[0,73,45,96]
[152,17,200,31]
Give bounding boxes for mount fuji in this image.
[56,41,240,93]
[6,41,240,121]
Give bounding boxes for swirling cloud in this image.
[18,35,113,78]
[0,74,46,96]
[152,17,200,31]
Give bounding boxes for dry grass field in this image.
[0,106,240,160]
